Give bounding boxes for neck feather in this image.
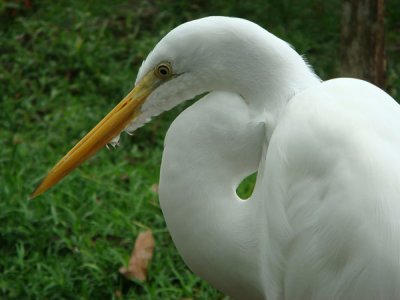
[160,92,270,299]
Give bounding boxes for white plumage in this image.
[34,16,400,299]
[143,17,400,299]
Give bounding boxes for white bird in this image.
[32,17,400,299]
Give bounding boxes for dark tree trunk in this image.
[340,0,386,88]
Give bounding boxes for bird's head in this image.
[31,16,313,198]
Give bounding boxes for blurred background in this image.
[1,0,399,299]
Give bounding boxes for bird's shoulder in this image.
[269,78,400,201]
[274,78,400,166]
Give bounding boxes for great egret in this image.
[32,17,400,299]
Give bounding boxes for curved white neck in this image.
[159,92,270,299]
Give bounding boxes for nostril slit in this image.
[236,172,257,200]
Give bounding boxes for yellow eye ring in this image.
[155,62,173,79]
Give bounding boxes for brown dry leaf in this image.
[119,230,155,281]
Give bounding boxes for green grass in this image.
[1,1,399,299]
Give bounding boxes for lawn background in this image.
[1,1,400,299]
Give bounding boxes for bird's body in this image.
[34,17,400,299]
[154,17,400,299]
[161,78,400,299]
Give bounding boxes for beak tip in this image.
[29,190,39,200]
[30,183,45,200]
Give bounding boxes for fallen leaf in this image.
[119,230,155,281]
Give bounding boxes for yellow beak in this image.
[31,70,161,199]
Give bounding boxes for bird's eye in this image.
[155,62,173,79]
